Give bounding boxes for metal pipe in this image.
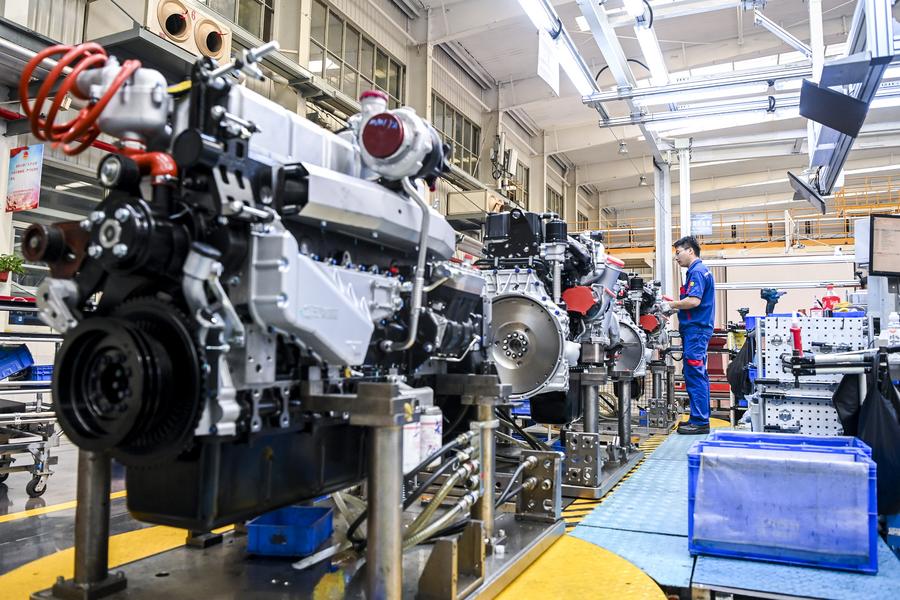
[617,379,633,450]
[807,367,867,375]
[715,280,860,291]
[582,383,599,434]
[74,450,112,584]
[471,404,496,544]
[381,177,431,352]
[367,425,403,600]
[552,261,562,304]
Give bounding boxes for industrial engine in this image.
[478,209,669,423]
[20,41,489,530]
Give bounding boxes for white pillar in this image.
[654,160,673,297]
[676,138,691,237]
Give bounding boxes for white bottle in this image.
[420,406,443,469]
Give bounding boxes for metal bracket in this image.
[416,521,485,600]
[437,373,512,407]
[563,432,604,488]
[516,450,562,523]
[301,382,411,427]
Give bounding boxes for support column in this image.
[407,11,434,120]
[368,422,403,600]
[653,160,673,298]
[617,379,633,453]
[532,136,547,214]
[675,139,691,237]
[563,168,578,226]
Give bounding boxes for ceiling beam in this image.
[427,0,575,45]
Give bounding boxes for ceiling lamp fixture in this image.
[516,0,599,96]
[618,140,629,154]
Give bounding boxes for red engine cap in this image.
[362,113,405,159]
[562,286,598,316]
[360,90,389,102]
[639,314,661,333]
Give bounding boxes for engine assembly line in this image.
[1,1,899,599]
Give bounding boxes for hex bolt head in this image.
[90,210,105,224]
[112,243,128,258]
[80,219,92,231]
[114,207,131,222]
[87,244,103,258]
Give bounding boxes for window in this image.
[310,1,405,106]
[577,211,589,230]
[505,161,529,206]
[546,186,563,217]
[199,0,274,41]
[431,93,481,177]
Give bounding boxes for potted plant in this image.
[0,254,25,282]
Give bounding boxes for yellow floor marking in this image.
[679,414,732,428]
[0,524,233,599]
[0,491,127,524]
[497,535,666,600]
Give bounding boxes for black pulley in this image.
[53,298,204,466]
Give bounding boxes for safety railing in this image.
[570,175,900,249]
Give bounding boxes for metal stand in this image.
[615,377,634,458]
[185,530,224,549]
[33,450,127,600]
[301,382,409,600]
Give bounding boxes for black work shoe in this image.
[676,422,710,435]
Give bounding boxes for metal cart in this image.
[0,300,61,497]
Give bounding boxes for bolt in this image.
[80,219,92,231]
[527,500,535,509]
[90,210,105,224]
[87,244,103,258]
[114,207,131,223]
[112,243,129,258]
[541,479,552,491]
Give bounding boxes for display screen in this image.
[870,215,900,276]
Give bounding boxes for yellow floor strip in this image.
[0,491,127,524]
[0,524,233,599]
[497,535,666,600]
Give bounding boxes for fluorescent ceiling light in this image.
[634,26,668,86]
[843,163,900,176]
[621,0,646,19]
[575,15,589,32]
[647,107,801,137]
[633,82,770,107]
[517,0,556,31]
[516,0,598,96]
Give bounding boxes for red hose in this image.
[18,43,141,156]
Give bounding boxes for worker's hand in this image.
[660,301,676,316]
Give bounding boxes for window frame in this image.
[431,92,481,177]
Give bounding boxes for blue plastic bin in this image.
[707,430,872,457]
[27,364,53,381]
[246,506,333,557]
[688,439,878,574]
[0,345,34,380]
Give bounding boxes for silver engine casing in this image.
[484,268,580,399]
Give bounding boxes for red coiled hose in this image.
[18,42,141,156]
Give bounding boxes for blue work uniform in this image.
[678,259,716,426]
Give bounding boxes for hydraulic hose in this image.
[403,491,480,549]
[405,460,478,538]
[495,455,538,509]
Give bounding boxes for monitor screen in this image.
[869,215,900,276]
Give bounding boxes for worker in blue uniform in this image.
[661,236,716,435]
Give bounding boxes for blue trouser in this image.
[681,326,712,426]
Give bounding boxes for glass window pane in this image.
[342,68,357,98]
[327,13,343,55]
[463,121,473,152]
[375,50,388,90]
[325,52,341,88]
[309,43,324,76]
[311,1,327,44]
[433,99,445,135]
[345,27,360,69]
[454,115,463,146]
[360,76,374,94]
[360,39,375,79]
[238,0,262,37]
[206,0,236,19]
[388,60,400,99]
[472,126,480,155]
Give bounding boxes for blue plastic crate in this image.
[246,506,333,557]
[0,345,34,380]
[26,364,53,381]
[707,430,872,457]
[688,440,878,574]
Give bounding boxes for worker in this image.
[661,236,716,435]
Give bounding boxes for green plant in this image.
[0,254,26,275]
